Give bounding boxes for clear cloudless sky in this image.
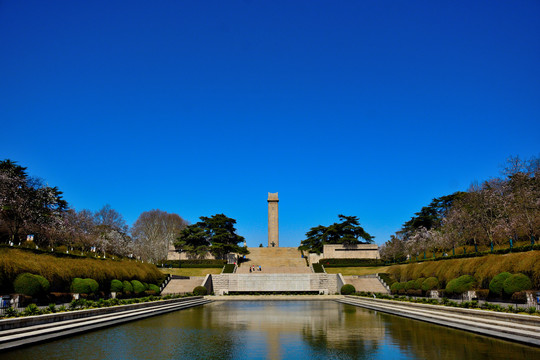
[1,1,539,247]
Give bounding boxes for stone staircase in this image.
[161,276,205,295]
[236,247,311,274]
[343,276,389,294]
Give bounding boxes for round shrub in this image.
[404,280,415,291]
[413,278,426,290]
[122,280,133,293]
[35,275,50,293]
[14,273,48,297]
[193,286,208,296]
[131,280,146,294]
[445,275,476,295]
[70,278,99,294]
[148,284,160,293]
[110,279,123,292]
[503,274,532,296]
[421,277,439,292]
[85,279,99,293]
[390,282,403,293]
[489,272,511,296]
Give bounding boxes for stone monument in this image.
[268,192,279,247]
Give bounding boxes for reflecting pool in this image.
[4,301,540,359]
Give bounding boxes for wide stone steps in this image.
[237,247,310,274]
[337,296,540,346]
[161,277,205,295]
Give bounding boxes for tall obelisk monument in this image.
[267,192,279,247]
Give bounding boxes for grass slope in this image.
[0,247,164,292]
[387,250,540,289]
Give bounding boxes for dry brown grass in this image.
[0,248,164,292]
[387,250,540,289]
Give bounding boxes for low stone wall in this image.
[212,274,341,295]
[322,244,380,259]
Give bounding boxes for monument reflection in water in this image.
[4,301,540,360]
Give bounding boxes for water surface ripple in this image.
[4,301,539,359]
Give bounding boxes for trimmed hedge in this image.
[193,286,208,296]
[421,277,439,292]
[445,275,476,295]
[122,280,133,293]
[390,282,403,293]
[312,263,324,273]
[503,274,532,296]
[148,284,160,293]
[110,279,123,292]
[131,280,146,294]
[404,280,415,291]
[223,264,236,273]
[341,284,356,295]
[489,272,512,296]
[320,258,384,267]
[413,277,425,290]
[70,278,99,294]
[161,259,227,268]
[14,273,50,297]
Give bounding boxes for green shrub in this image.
[23,303,41,316]
[421,277,439,292]
[193,286,208,296]
[13,273,49,297]
[110,279,123,292]
[320,258,384,267]
[122,280,133,293]
[445,275,476,295]
[413,277,425,290]
[390,282,403,293]
[503,274,532,296]
[35,275,50,293]
[404,280,416,290]
[340,284,356,295]
[131,280,146,294]
[223,264,236,273]
[148,284,160,293]
[312,263,324,273]
[71,278,99,294]
[489,272,512,296]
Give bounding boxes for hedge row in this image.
[319,258,384,267]
[222,264,236,273]
[161,259,227,268]
[0,248,164,293]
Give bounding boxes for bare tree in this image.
[131,209,188,263]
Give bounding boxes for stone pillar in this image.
[268,192,279,247]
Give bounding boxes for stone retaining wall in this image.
[212,274,341,295]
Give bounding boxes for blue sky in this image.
[1,1,539,247]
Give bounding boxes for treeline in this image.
[381,156,539,261]
[0,160,187,263]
